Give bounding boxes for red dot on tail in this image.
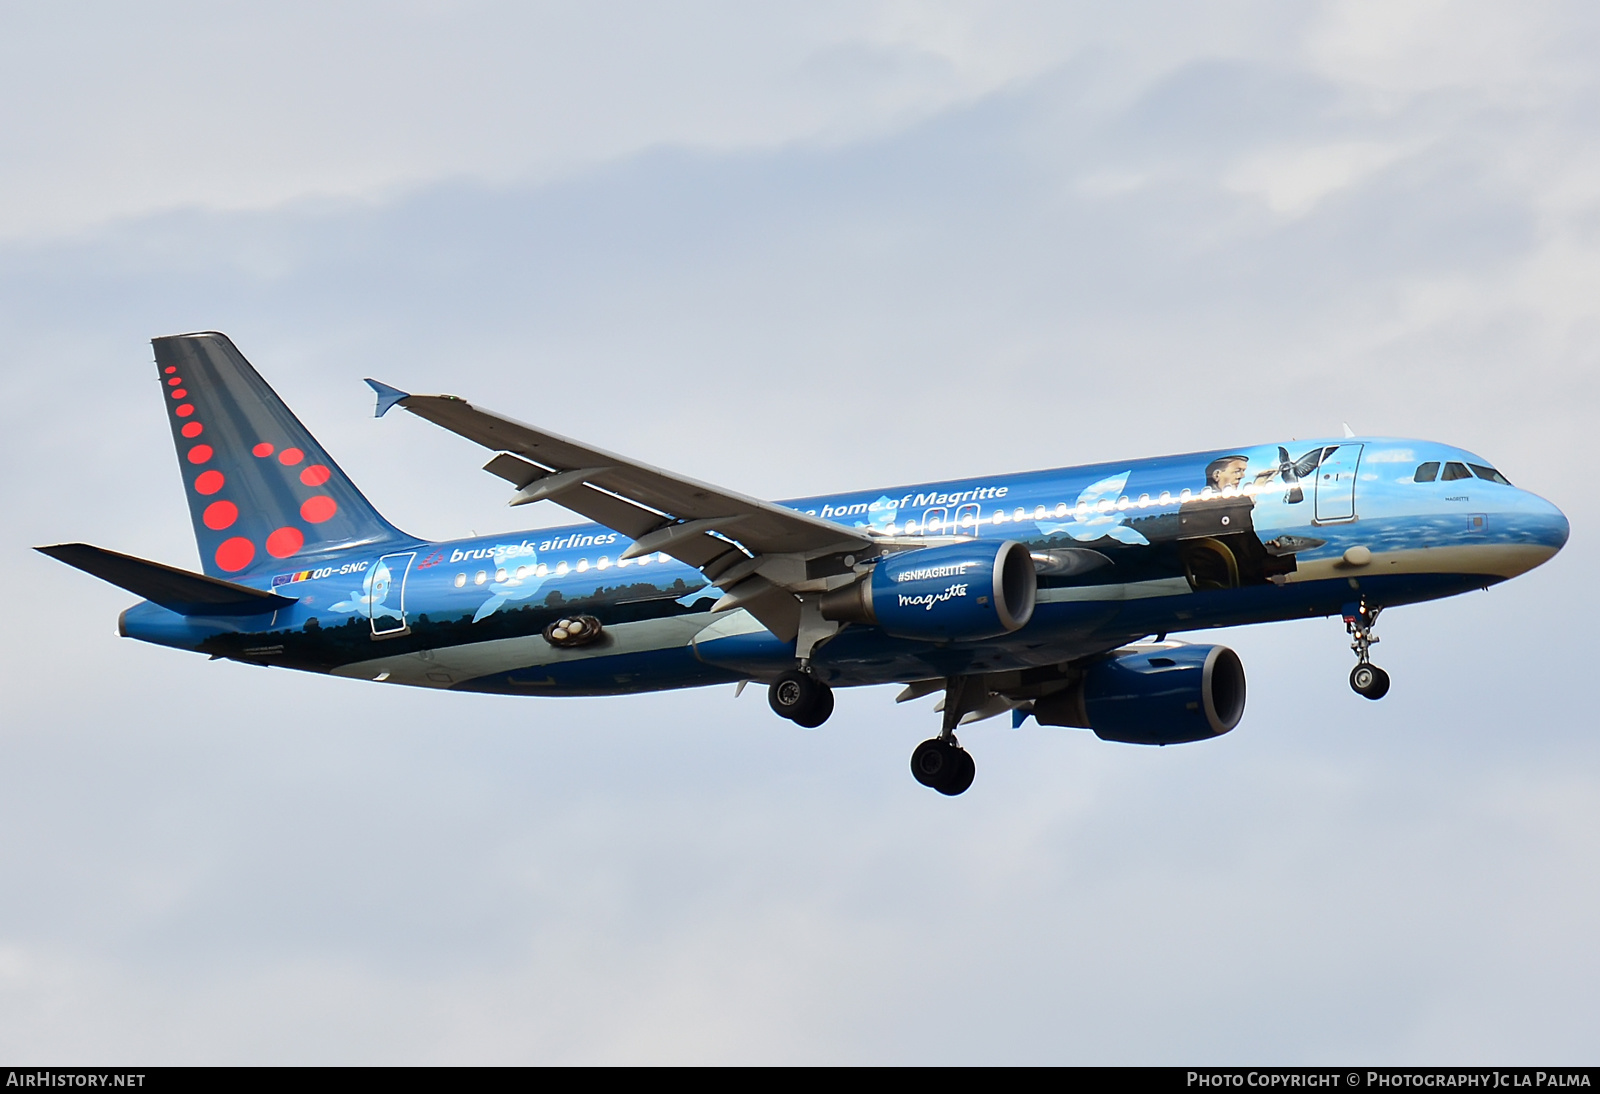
[279,448,304,465]
[181,422,203,438]
[300,464,332,487]
[164,366,176,375]
[301,495,338,523]
[167,377,182,387]
[194,470,225,495]
[266,526,305,558]
[252,442,274,458]
[176,404,194,417]
[187,444,213,464]
[203,500,238,530]
[215,537,255,572]
[171,389,187,399]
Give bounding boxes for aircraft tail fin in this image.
[152,333,407,576]
[36,543,297,616]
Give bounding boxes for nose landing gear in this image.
[1344,600,1390,700]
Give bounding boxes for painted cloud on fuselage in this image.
[1038,471,1149,545]
[329,559,401,621]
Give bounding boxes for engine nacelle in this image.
[820,539,1037,642]
[1033,644,1246,745]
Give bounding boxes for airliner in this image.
[39,333,1570,795]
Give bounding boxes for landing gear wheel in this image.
[792,685,834,729]
[910,738,976,796]
[768,670,834,727]
[947,748,976,796]
[1350,663,1391,700]
[910,739,948,788]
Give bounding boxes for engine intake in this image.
[1033,643,1246,744]
[819,539,1036,642]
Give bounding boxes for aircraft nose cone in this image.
[1520,490,1570,556]
[1547,499,1571,553]
[1479,489,1570,581]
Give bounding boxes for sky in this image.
[2,1,1597,1064]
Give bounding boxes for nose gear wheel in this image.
[1350,663,1391,700]
[1343,599,1390,700]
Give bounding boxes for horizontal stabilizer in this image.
[36,543,297,617]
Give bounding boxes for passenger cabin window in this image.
[1441,462,1473,482]
[1469,463,1512,485]
[1414,462,1440,483]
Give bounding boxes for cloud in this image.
[0,2,1099,241]
[1224,140,1417,217]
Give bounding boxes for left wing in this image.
[368,381,873,644]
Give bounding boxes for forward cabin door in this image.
[1314,444,1363,524]
[371,551,417,638]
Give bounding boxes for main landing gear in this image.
[768,669,834,728]
[1344,599,1391,700]
[910,675,981,796]
[766,669,980,796]
[911,737,975,796]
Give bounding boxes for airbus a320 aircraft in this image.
[41,334,1569,795]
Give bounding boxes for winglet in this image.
[365,378,411,419]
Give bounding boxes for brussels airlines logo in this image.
[899,582,971,610]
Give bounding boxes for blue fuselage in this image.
[119,436,1569,696]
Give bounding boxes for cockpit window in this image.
[1414,462,1440,483]
[1469,463,1512,485]
[1441,462,1473,482]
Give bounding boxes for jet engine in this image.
[1033,644,1245,744]
[819,539,1036,642]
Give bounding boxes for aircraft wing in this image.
[369,382,873,641]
